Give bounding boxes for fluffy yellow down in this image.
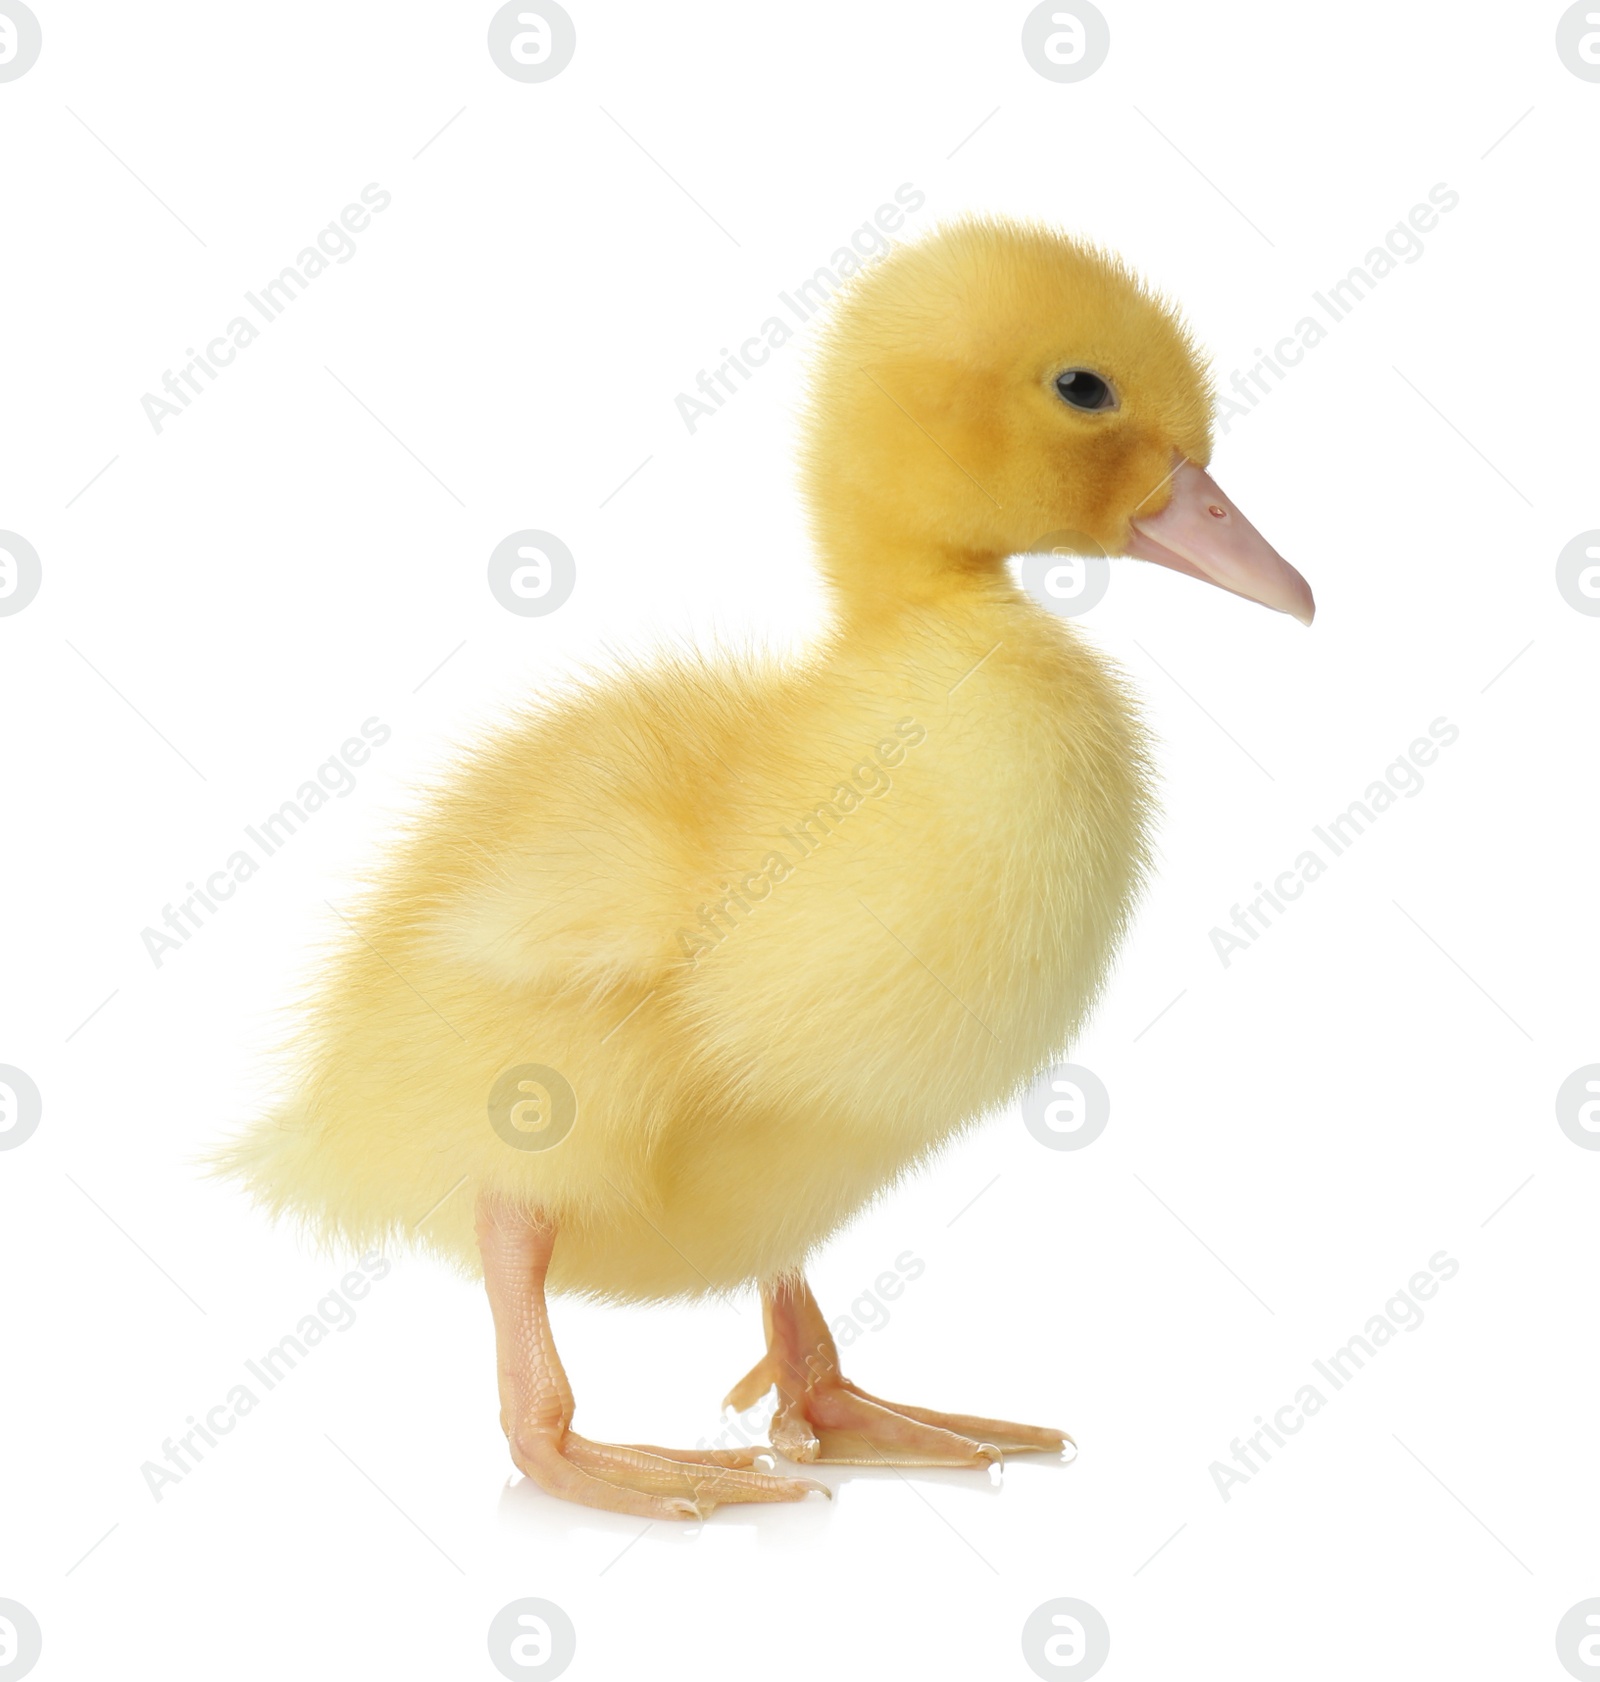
[215,216,1215,1302]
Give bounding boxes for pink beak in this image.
[1126,459,1315,625]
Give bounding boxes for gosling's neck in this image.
[808,496,1015,630]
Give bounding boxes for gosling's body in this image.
[226,590,1148,1300]
[219,218,1308,1517]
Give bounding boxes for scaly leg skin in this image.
[476,1196,830,1519]
[724,1273,1074,1468]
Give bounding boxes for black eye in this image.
[1054,369,1116,412]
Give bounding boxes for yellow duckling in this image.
[217,216,1313,1520]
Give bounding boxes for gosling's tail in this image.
[206,1107,357,1250]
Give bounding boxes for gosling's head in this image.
[803,215,1312,623]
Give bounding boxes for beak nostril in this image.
[1207,504,1228,519]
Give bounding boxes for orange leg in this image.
[477,1196,829,1519]
[725,1274,1072,1467]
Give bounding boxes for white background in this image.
[3,3,1597,1678]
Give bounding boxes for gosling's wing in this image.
[420,817,682,993]
[409,652,786,994]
